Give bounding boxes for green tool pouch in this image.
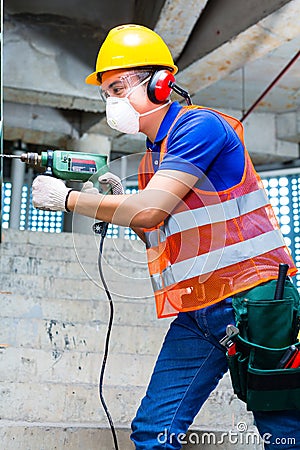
[228,278,300,411]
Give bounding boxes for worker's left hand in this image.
[32,175,72,212]
[98,172,124,195]
[81,181,100,195]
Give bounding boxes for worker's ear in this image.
[147,70,175,104]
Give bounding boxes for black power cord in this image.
[93,221,119,450]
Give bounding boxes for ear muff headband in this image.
[147,70,175,104]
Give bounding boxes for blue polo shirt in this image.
[146,102,245,191]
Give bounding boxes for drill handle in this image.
[274,263,289,300]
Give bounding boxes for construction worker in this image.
[32,25,300,449]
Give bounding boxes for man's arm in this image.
[67,169,198,229]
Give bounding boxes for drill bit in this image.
[0,154,23,159]
[0,152,41,165]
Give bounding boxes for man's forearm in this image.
[67,190,130,225]
[66,190,166,228]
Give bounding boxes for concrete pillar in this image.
[9,150,25,229]
[64,133,111,234]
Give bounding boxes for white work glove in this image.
[98,172,124,195]
[81,181,100,195]
[32,175,72,212]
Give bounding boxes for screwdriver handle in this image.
[274,263,289,300]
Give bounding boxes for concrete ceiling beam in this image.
[4,87,103,113]
[154,0,208,60]
[176,0,300,95]
[3,14,103,113]
[3,101,112,154]
[3,102,81,147]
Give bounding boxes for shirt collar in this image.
[146,101,182,149]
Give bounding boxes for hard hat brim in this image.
[85,71,99,85]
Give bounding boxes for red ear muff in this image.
[147,70,175,104]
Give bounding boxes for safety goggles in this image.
[99,71,151,102]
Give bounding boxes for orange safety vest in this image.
[138,105,297,318]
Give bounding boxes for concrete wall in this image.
[0,229,261,449]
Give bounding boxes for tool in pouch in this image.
[220,263,300,411]
[219,324,239,356]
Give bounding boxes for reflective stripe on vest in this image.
[150,228,285,291]
[144,188,269,248]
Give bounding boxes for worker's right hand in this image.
[98,172,124,195]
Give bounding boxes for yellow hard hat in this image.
[85,24,178,85]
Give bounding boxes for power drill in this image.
[1,149,108,182]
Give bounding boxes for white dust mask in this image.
[106,96,141,134]
[105,77,170,135]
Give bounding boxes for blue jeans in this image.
[131,299,300,449]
